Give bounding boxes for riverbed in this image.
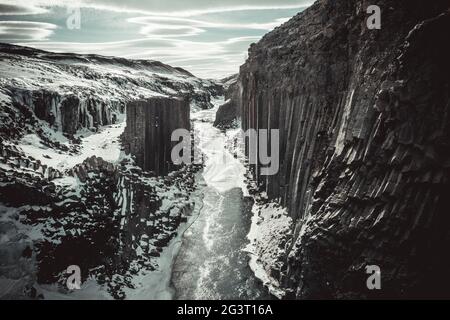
[170,101,269,300]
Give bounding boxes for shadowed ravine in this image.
[170,102,269,300]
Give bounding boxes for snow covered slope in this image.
[0,43,219,299]
[0,43,220,137]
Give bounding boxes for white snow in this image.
[18,121,126,171]
[195,106,293,298]
[38,279,112,300]
[125,97,249,300]
[123,241,178,300]
[244,201,293,299]
[335,89,355,155]
[0,53,213,105]
[192,98,247,194]
[52,176,79,187]
[0,90,11,103]
[0,48,225,300]
[124,184,204,300]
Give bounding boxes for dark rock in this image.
[239,0,450,298]
[123,97,190,176]
[22,246,33,258]
[32,90,57,126]
[214,100,238,129]
[214,75,241,129]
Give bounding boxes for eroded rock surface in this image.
[214,74,241,129]
[239,0,450,298]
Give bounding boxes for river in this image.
[170,101,270,300]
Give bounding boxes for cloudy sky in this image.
[0,0,311,78]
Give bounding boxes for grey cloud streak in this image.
[0,21,57,41]
[0,3,48,16]
[0,0,311,78]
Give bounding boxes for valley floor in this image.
[170,101,269,300]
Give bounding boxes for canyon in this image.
[0,43,217,299]
[213,75,240,130]
[1,0,450,300]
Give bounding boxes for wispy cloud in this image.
[5,0,312,16]
[0,21,57,41]
[0,1,311,78]
[128,16,291,34]
[84,2,312,17]
[0,3,48,16]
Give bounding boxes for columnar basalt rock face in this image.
[0,43,221,140]
[239,0,450,298]
[214,75,241,129]
[6,88,122,135]
[124,97,190,176]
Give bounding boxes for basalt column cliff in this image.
[239,0,450,298]
[123,97,190,176]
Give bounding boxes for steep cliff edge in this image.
[0,43,219,140]
[0,44,211,299]
[214,74,240,129]
[240,0,450,298]
[123,97,190,175]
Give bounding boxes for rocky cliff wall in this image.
[0,44,208,299]
[123,97,190,176]
[214,75,241,129]
[0,43,221,140]
[9,88,123,135]
[0,153,198,299]
[239,0,450,298]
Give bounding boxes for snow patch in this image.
[18,121,125,171]
[244,201,293,299]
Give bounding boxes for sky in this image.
[0,0,311,78]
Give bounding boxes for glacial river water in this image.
[170,103,270,300]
